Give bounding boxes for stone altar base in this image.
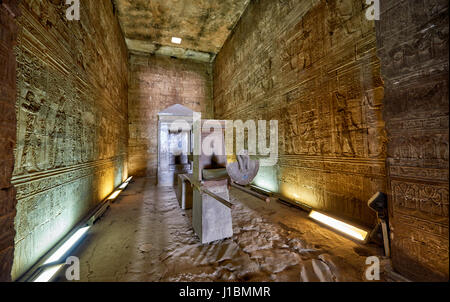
[192,180,233,244]
[176,174,193,210]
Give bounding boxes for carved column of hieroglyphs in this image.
[376,0,449,281]
[128,54,213,177]
[11,0,129,280]
[214,0,386,227]
[0,0,20,282]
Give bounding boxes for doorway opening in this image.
[157,104,195,186]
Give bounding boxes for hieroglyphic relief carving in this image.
[392,181,449,221]
[377,0,449,281]
[390,134,449,162]
[11,0,129,280]
[0,0,20,281]
[127,54,213,176]
[17,91,43,173]
[282,105,298,155]
[362,89,387,158]
[214,0,386,225]
[333,91,358,156]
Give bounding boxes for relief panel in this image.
[11,0,129,280]
[213,0,385,226]
[377,0,449,281]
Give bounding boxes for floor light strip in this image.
[33,264,64,282]
[309,210,368,241]
[27,176,133,282]
[44,226,91,265]
[119,176,133,190]
[108,190,122,201]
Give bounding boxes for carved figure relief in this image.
[283,106,298,155]
[52,97,67,169]
[363,91,387,158]
[212,0,387,227]
[333,92,357,156]
[12,0,130,281]
[18,91,44,173]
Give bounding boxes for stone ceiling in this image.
[113,0,250,62]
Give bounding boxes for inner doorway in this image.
[157,104,194,186]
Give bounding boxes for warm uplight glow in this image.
[108,190,122,200]
[309,211,368,241]
[33,264,63,282]
[171,37,182,44]
[44,226,90,264]
[280,184,318,208]
[253,177,277,193]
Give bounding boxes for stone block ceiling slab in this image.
[114,0,250,58]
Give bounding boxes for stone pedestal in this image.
[192,180,233,244]
[176,174,193,210]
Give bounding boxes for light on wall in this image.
[44,226,91,265]
[309,210,369,242]
[252,167,278,193]
[25,177,133,282]
[171,37,182,44]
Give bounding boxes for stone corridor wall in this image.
[214,0,385,227]
[11,0,129,280]
[128,53,213,177]
[376,0,449,281]
[0,0,19,282]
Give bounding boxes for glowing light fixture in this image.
[24,177,134,282]
[108,190,122,201]
[33,264,63,282]
[309,210,368,241]
[44,226,91,264]
[171,37,182,44]
[119,176,133,190]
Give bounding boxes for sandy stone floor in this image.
[62,177,387,282]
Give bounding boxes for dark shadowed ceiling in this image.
[113,0,250,61]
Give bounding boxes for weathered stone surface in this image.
[213,0,385,227]
[176,174,193,210]
[128,54,213,177]
[11,0,129,280]
[114,0,250,55]
[0,247,14,282]
[70,178,386,282]
[0,0,446,283]
[0,0,19,282]
[376,0,449,281]
[193,182,233,244]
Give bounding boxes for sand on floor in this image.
[63,177,387,282]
